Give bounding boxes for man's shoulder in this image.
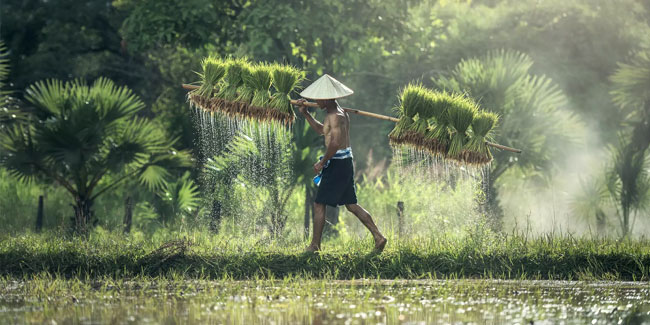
[326,111,346,122]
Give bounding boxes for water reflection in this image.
[1,279,649,324]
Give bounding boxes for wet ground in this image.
[1,279,649,324]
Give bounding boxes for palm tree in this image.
[570,173,609,235]
[608,51,650,236]
[606,136,650,236]
[0,78,191,234]
[205,122,295,237]
[434,50,581,229]
[0,41,27,127]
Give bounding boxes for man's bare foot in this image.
[374,236,387,253]
[305,245,320,253]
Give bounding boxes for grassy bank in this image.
[1,230,649,280]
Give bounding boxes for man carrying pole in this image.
[295,74,387,253]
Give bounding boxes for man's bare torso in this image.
[323,107,351,150]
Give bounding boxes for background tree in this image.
[606,136,650,236]
[0,78,191,233]
[434,50,581,228]
[570,175,609,235]
[426,0,650,143]
[607,51,650,236]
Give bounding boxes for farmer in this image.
[295,74,387,253]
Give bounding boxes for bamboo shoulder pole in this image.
[182,84,521,153]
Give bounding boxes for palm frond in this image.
[90,77,144,120]
[139,165,170,192]
[157,172,201,220]
[610,51,650,112]
[0,41,29,126]
[0,124,43,184]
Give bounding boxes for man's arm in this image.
[296,99,324,135]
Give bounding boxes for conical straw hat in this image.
[299,74,354,100]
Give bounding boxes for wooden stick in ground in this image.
[181,84,522,153]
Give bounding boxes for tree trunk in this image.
[123,196,133,234]
[622,204,630,237]
[595,209,606,236]
[324,205,339,237]
[269,188,285,238]
[35,195,44,232]
[209,200,222,234]
[483,175,504,232]
[72,196,93,234]
[303,186,313,240]
[397,201,404,238]
[618,113,650,238]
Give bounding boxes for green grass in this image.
[1,230,649,281]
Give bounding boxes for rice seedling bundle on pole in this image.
[194,56,226,98]
[184,56,519,167]
[269,64,304,124]
[387,84,500,165]
[423,92,453,156]
[464,111,499,164]
[188,57,303,126]
[388,84,431,149]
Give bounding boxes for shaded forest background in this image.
[1,0,649,238]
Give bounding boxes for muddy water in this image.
[1,279,649,324]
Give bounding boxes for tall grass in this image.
[2,229,649,280]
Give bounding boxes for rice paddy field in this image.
[1,230,650,323]
[2,277,650,324]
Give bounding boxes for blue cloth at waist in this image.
[314,147,353,186]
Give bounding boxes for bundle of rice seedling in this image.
[217,57,250,103]
[235,64,255,106]
[389,84,429,145]
[194,56,226,98]
[388,115,414,144]
[405,92,439,149]
[245,63,273,120]
[423,92,454,155]
[270,64,303,124]
[463,111,499,164]
[446,95,478,158]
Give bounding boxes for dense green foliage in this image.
[1,0,649,236]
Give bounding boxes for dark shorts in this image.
[315,158,357,207]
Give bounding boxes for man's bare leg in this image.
[345,204,387,251]
[306,203,326,252]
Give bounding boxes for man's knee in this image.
[314,202,325,211]
[345,204,358,212]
